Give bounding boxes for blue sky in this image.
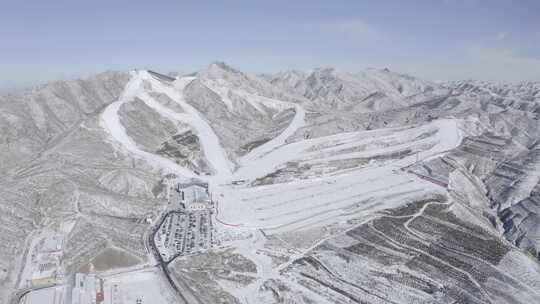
[1,0,539,88]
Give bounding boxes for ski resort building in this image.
[41,235,64,254]
[71,273,104,304]
[28,235,64,287]
[176,179,212,210]
[30,262,58,286]
[188,202,208,211]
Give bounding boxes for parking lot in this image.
[153,181,214,262]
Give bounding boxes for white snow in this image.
[101,71,464,234]
[100,72,198,178]
[21,286,66,304]
[98,69,467,303]
[140,71,234,177]
[211,118,463,233]
[101,269,177,304]
[238,93,307,164]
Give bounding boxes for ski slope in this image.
[101,70,238,180]
[215,118,464,233]
[200,79,308,165]
[236,93,307,164]
[101,70,464,235]
[139,71,234,176]
[100,70,307,182]
[100,72,199,179]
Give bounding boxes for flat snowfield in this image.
[215,119,463,233]
[101,269,177,304]
[21,286,66,304]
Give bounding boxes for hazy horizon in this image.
[2,0,540,88]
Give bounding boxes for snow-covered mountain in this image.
[267,67,445,112]
[1,62,540,304]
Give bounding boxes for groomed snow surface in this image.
[215,118,462,233]
[96,70,466,302]
[99,69,466,235]
[101,269,177,304]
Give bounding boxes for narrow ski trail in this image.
[100,70,308,184]
[139,71,234,177]
[237,93,307,165]
[100,72,199,179]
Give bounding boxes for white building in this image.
[177,179,212,210]
[30,254,61,286]
[29,234,65,287]
[42,235,64,253]
[71,273,104,304]
[188,202,208,211]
